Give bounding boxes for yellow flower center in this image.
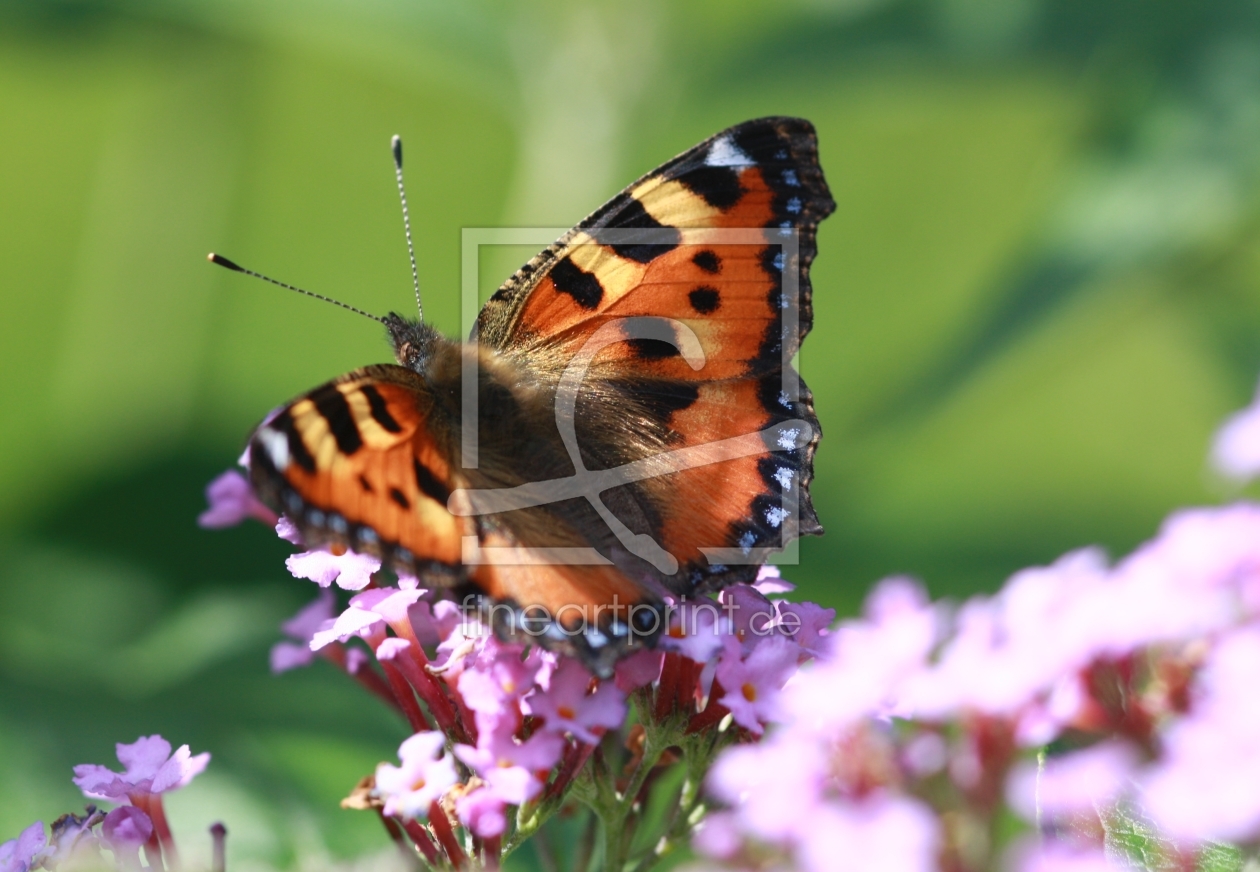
[557,705,577,720]
[741,683,757,702]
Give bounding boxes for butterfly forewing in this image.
[474,117,834,594]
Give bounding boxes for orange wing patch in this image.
[248,365,468,576]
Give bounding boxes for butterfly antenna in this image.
[207,253,384,323]
[391,135,424,322]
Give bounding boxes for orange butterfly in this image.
[226,117,834,676]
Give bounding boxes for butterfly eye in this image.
[397,341,412,362]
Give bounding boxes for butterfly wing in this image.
[473,116,834,595]
[247,364,468,577]
[248,358,671,673]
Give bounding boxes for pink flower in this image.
[659,601,730,663]
[614,647,664,693]
[794,797,939,872]
[454,726,564,805]
[1,822,46,872]
[73,735,209,804]
[1142,626,1260,842]
[197,470,277,528]
[270,590,336,673]
[1212,382,1260,482]
[781,576,937,732]
[456,787,508,838]
[1006,742,1137,822]
[706,735,823,843]
[459,641,537,713]
[100,807,153,868]
[286,547,381,591]
[1008,840,1119,872]
[1098,505,1260,651]
[524,658,625,743]
[375,732,458,819]
[899,552,1107,722]
[276,516,303,544]
[718,585,777,651]
[753,564,795,595]
[690,811,742,860]
[715,634,800,733]
[771,600,834,658]
[309,587,424,650]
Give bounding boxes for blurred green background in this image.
[4,0,1260,867]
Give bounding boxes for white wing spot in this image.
[777,428,801,450]
[774,149,788,160]
[257,427,290,470]
[786,197,802,214]
[738,531,757,555]
[772,252,785,271]
[778,221,793,237]
[774,467,794,491]
[705,135,755,167]
[782,169,801,187]
[765,507,789,528]
[777,390,792,408]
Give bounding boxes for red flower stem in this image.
[449,685,479,745]
[147,796,181,870]
[390,620,462,713]
[544,741,595,803]
[379,660,433,732]
[387,648,467,742]
[399,818,441,865]
[482,835,501,871]
[428,802,466,868]
[655,653,682,721]
[678,658,700,714]
[130,795,166,871]
[383,619,466,740]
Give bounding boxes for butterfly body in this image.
[246,117,835,675]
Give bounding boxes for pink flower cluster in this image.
[693,503,1260,872]
[2,736,211,872]
[276,564,829,866]
[200,471,834,868]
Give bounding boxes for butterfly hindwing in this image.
[248,364,467,577]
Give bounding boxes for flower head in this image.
[73,736,209,804]
[715,634,800,734]
[197,470,277,528]
[454,725,564,805]
[524,658,625,744]
[1,822,46,872]
[455,787,508,838]
[375,732,458,819]
[270,590,336,673]
[99,808,153,869]
[286,547,381,591]
[659,601,729,663]
[309,587,424,650]
[1212,381,1260,482]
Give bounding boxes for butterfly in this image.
[238,117,834,676]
